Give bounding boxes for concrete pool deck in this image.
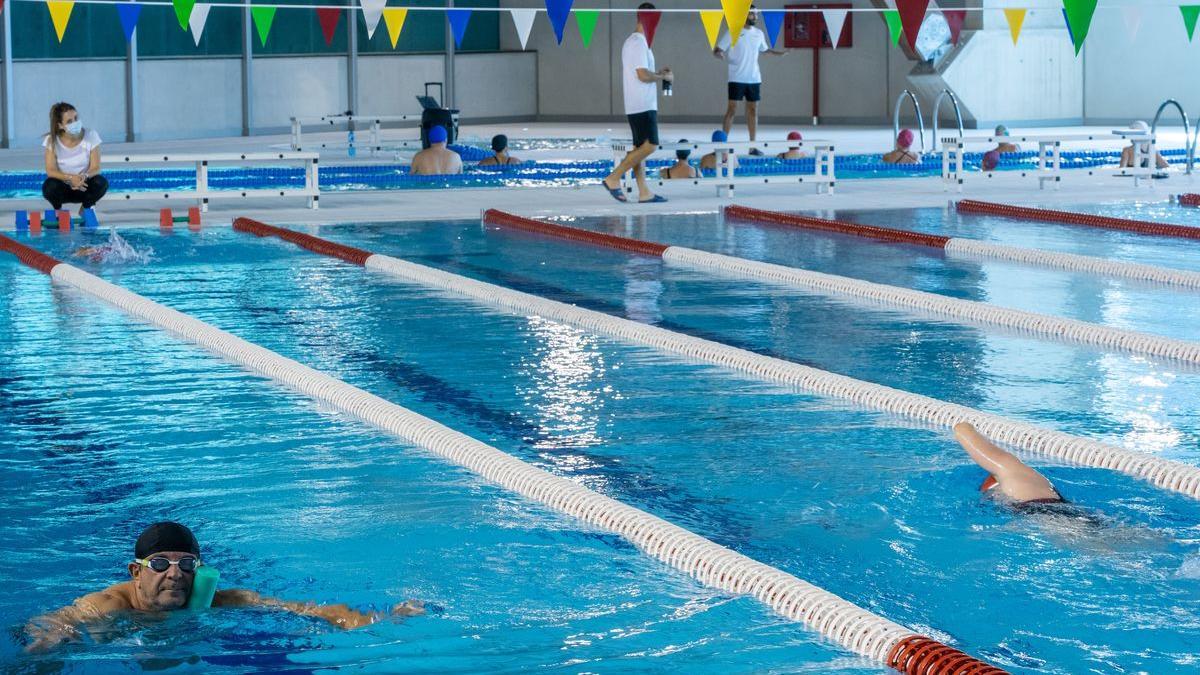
[1,123,1195,230]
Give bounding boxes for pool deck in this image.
[1,123,1195,230]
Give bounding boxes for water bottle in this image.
[663,79,673,97]
[348,127,357,157]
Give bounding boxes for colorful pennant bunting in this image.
[116,2,141,42]
[721,0,752,46]
[360,0,385,40]
[1003,8,1025,45]
[383,8,407,48]
[510,8,536,50]
[699,10,723,50]
[251,6,275,46]
[575,10,599,47]
[883,9,902,46]
[316,8,341,46]
[189,3,209,45]
[447,8,471,48]
[546,0,572,45]
[47,1,73,42]
[1121,6,1141,43]
[638,7,661,46]
[1183,5,1200,40]
[1062,0,1097,55]
[943,8,965,45]
[761,9,783,47]
[823,9,848,48]
[1061,8,1074,45]
[895,0,929,52]
[171,0,193,31]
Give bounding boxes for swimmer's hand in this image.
[214,589,423,630]
[23,616,83,653]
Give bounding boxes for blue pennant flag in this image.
[448,8,471,48]
[545,0,573,45]
[117,3,143,42]
[761,10,784,48]
[1062,8,1075,45]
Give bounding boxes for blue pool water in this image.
[4,204,1200,672]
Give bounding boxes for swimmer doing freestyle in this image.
[954,422,1064,505]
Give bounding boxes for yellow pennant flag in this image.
[700,10,724,50]
[721,0,752,45]
[383,8,408,49]
[47,1,75,42]
[1003,8,1026,45]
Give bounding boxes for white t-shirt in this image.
[43,129,102,175]
[717,26,769,84]
[622,32,657,115]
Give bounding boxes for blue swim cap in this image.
[428,125,448,144]
[711,130,728,142]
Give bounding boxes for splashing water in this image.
[72,227,154,264]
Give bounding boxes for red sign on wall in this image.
[783,3,852,49]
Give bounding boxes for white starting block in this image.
[290,113,419,155]
[610,139,836,198]
[107,152,320,210]
[942,131,1158,191]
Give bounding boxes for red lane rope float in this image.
[233,217,372,266]
[887,636,1010,675]
[956,199,1200,241]
[481,208,670,257]
[1178,194,1200,207]
[0,233,62,275]
[724,204,952,248]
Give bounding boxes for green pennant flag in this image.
[575,9,599,47]
[1182,5,1200,40]
[251,6,276,46]
[883,10,902,46]
[1061,0,1097,55]
[172,0,194,30]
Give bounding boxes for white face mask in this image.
[64,120,82,136]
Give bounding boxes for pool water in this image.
[4,204,1200,672]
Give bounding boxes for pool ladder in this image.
[893,89,965,154]
[930,89,965,153]
[892,89,926,153]
[1151,98,1196,175]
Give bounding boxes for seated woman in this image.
[478,134,522,167]
[1119,120,1169,170]
[660,140,699,179]
[881,129,920,164]
[42,102,107,215]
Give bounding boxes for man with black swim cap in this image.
[25,521,422,652]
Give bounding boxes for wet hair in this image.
[637,2,655,9]
[491,134,508,153]
[675,139,691,161]
[47,101,76,155]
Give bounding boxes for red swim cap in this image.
[787,131,802,141]
[980,475,998,492]
[897,129,915,149]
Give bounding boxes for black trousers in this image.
[43,175,108,210]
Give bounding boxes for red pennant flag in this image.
[317,7,341,46]
[895,0,930,52]
[944,9,965,45]
[638,8,661,47]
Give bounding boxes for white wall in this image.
[455,52,538,119]
[14,60,127,147]
[139,58,243,141]
[253,56,349,130]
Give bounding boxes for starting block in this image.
[160,207,202,230]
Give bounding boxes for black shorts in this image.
[627,110,659,147]
[728,82,761,102]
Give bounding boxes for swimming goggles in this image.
[135,556,201,574]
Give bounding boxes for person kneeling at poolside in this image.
[43,102,107,216]
[954,422,1064,506]
[478,134,522,167]
[24,522,423,652]
[882,129,920,165]
[699,130,739,172]
[660,140,700,179]
[776,131,805,160]
[411,125,463,176]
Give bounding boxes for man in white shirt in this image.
[602,2,672,204]
[714,6,785,153]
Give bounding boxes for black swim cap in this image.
[676,139,691,160]
[491,134,508,153]
[135,522,200,559]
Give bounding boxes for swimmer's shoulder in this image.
[76,583,135,617]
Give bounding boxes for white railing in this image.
[941,131,1158,191]
[611,139,836,197]
[289,113,419,155]
[105,152,320,210]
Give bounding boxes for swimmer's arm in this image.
[213,589,424,630]
[24,591,128,652]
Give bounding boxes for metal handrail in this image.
[1193,123,1200,175]
[1151,98,1192,174]
[893,89,926,153]
[931,89,964,152]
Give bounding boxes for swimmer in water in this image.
[954,422,1064,505]
[24,522,423,652]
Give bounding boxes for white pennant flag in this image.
[1122,6,1142,43]
[823,9,848,49]
[189,3,211,46]
[361,0,387,40]
[510,9,536,49]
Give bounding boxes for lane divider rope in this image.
[957,199,1200,240]
[0,232,1007,674]
[1178,194,1200,208]
[723,204,1200,290]
[483,210,1200,367]
[230,219,1200,503]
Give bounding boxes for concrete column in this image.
[347,0,358,114]
[126,31,139,142]
[445,0,456,108]
[242,7,253,135]
[1,7,12,148]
